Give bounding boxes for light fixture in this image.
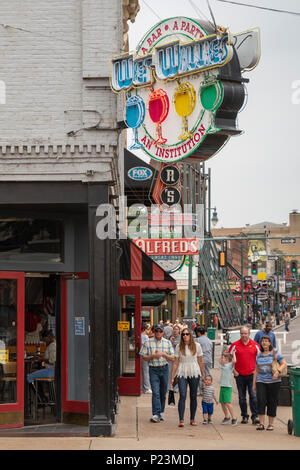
[211,207,218,227]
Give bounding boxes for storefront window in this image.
[0,218,63,263]
[0,279,17,404]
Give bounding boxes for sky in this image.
[127,0,300,229]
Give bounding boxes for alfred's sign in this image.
[110,17,260,163]
[133,238,199,256]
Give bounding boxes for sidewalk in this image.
[0,367,299,450]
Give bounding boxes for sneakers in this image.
[159,413,165,421]
[221,417,231,425]
[252,417,260,425]
[241,417,249,424]
[208,418,212,424]
[144,389,152,394]
[231,418,238,426]
[150,415,160,423]
[202,419,208,425]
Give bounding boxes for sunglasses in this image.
[154,329,163,333]
[182,332,190,336]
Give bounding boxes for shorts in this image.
[219,386,232,404]
[202,401,214,415]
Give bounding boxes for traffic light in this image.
[251,262,258,275]
[291,260,298,273]
[219,251,226,267]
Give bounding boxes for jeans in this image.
[204,362,212,377]
[141,360,151,392]
[178,375,200,421]
[235,374,258,420]
[27,367,55,383]
[149,365,169,416]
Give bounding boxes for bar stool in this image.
[34,377,56,420]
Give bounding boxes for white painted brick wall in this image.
[0,0,124,182]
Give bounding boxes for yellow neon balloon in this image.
[174,82,196,141]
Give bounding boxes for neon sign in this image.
[109,17,260,163]
[111,34,231,92]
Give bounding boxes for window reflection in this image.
[0,218,63,262]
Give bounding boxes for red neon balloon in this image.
[148,89,169,145]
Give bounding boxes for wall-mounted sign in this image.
[133,238,199,256]
[118,321,130,331]
[128,166,153,181]
[110,17,260,163]
[74,317,85,336]
[160,186,181,206]
[160,165,180,185]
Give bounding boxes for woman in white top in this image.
[171,328,205,427]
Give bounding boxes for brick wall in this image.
[0,0,126,183]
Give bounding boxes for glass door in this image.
[118,286,141,396]
[0,272,25,428]
[61,273,89,424]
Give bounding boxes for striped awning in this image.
[119,238,177,292]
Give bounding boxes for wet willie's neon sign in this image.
[111,34,230,92]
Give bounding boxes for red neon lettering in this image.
[185,23,190,33]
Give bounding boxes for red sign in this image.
[133,238,199,255]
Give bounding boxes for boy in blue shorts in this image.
[202,375,218,424]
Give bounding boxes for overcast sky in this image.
[128,0,300,228]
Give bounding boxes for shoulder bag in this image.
[271,349,287,377]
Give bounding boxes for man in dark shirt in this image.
[254,321,276,348]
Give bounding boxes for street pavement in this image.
[1,317,299,451]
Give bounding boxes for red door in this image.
[0,272,25,428]
[118,285,141,396]
[61,273,89,422]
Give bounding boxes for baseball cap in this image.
[154,324,164,331]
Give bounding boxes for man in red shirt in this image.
[228,326,260,424]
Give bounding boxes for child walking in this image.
[202,375,218,424]
[219,351,237,426]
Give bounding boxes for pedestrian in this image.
[141,323,152,394]
[253,336,287,431]
[254,321,277,348]
[169,325,181,392]
[171,328,204,427]
[170,325,181,350]
[163,322,173,340]
[228,326,260,425]
[195,327,213,376]
[201,375,218,424]
[139,324,174,423]
[170,328,205,427]
[219,351,238,426]
[284,312,290,332]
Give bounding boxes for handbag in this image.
[168,389,175,406]
[271,349,287,377]
[172,376,178,387]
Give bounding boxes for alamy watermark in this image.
[291,80,300,104]
[0,81,6,104]
[95,197,204,241]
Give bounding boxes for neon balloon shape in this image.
[174,82,196,141]
[148,89,170,145]
[124,95,146,149]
